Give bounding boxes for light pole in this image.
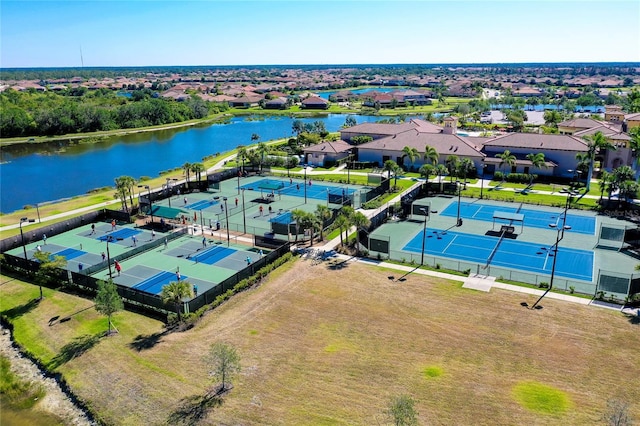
[479,161,487,200]
[304,166,307,204]
[223,196,230,246]
[19,217,35,259]
[237,169,241,195]
[530,194,572,310]
[166,178,177,207]
[138,185,153,225]
[241,188,247,234]
[105,235,114,278]
[456,180,462,226]
[420,207,429,266]
[346,150,352,185]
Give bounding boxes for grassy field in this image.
[1,259,638,425]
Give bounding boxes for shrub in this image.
[538,281,549,289]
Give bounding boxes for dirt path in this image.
[0,326,96,426]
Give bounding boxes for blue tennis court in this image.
[185,199,219,211]
[440,202,596,235]
[51,247,85,260]
[241,178,356,201]
[133,271,185,295]
[190,245,237,265]
[97,228,141,241]
[402,228,593,281]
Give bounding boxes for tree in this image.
[250,133,260,143]
[602,399,633,426]
[182,162,192,186]
[32,250,67,300]
[598,170,612,204]
[315,204,332,242]
[206,342,241,393]
[236,145,248,174]
[190,162,206,183]
[495,150,516,175]
[525,152,547,184]
[424,145,439,166]
[292,120,304,136]
[160,280,193,322]
[419,163,435,182]
[255,142,268,171]
[445,154,460,182]
[504,109,527,131]
[401,146,419,171]
[383,159,399,179]
[343,116,357,128]
[351,135,373,145]
[457,158,474,184]
[334,214,350,247]
[582,131,616,191]
[629,127,640,178]
[386,394,418,426]
[94,279,124,335]
[543,110,563,127]
[291,209,310,243]
[352,212,370,255]
[114,176,130,213]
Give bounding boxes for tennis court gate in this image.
[595,223,640,251]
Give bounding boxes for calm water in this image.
[318,87,398,99]
[0,114,389,213]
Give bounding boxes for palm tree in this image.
[525,152,547,184]
[315,205,331,242]
[575,152,590,177]
[114,176,130,213]
[291,209,308,243]
[256,142,268,172]
[160,280,193,322]
[445,155,460,182]
[419,164,435,182]
[424,145,439,167]
[495,150,516,175]
[598,170,611,204]
[334,214,350,247]
[581,131,616,191]
[352,212,371,255]
[383,159,398,179]
[401,146,419,171]
[182,162,192,188]
[457,158,474,185]
[236,145,248,174]
[190,162,206,183]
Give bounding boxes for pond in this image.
[0,114,405,213]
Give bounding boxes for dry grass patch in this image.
[2,261,640,425]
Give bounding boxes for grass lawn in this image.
[2,261,638,425]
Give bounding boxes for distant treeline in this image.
[1,62,638,81]
[0,88,229,138]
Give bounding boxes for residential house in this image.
[301,96,329,110]
[303,140,353,167]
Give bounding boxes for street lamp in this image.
[529,194,572,310]
[346,149,352,185]
[105,235,114,278]
[241,188,247,234]
[223,197,230,246]
[304,166,308,204]
[138,185,153,226]
[420,206,429,266]
[166,178,177,207]
[19,217,35,259]
[237,169,241,195]
[456,180,462,227]
[479,161,488,200]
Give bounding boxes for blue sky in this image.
[2,1,639,68]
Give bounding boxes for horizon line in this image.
[2,61,640,71]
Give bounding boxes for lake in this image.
[0,114,393,213]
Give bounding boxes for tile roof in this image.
[558,118,604,129]
[341,122,418,135]
[359,129,484,158]
[304,140,353,154]
[482,133,588,152]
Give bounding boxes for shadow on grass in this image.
[624,312,640,325]
[129,331,168,351]
[1,298,41,320]
[48,333,101,369]
[167,391,224,425]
